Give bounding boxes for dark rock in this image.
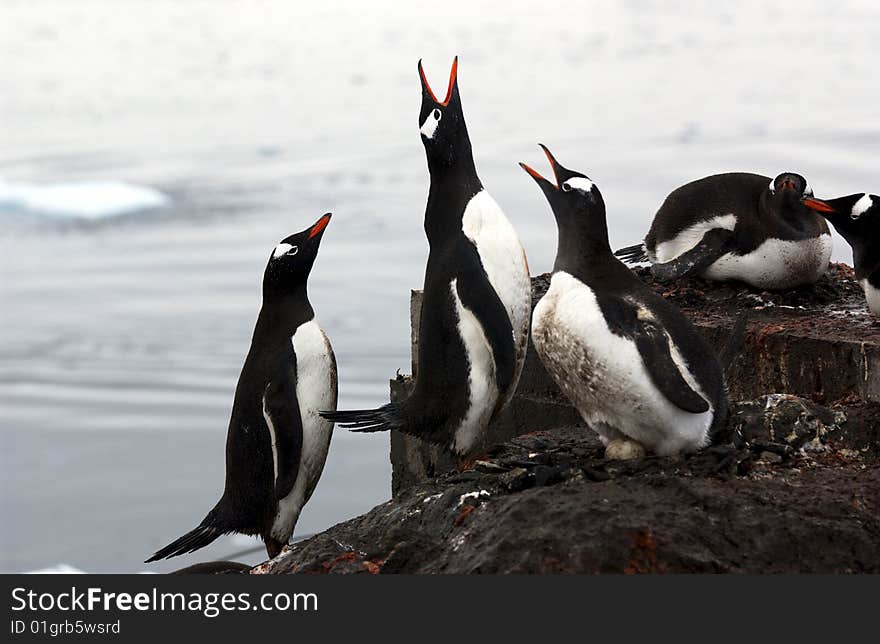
[254,395,880,575]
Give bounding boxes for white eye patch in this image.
[272,243,298,258]
[851,194,874,219]
[420,108,441,139]
[768,178,776,193]
[804,182,813,197]
[562,177,595,193]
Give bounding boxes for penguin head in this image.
[263,213,331,296]
[802,193,878,245]
[519,144,606,224]
[766,172,813,209]
[418,57,470,166]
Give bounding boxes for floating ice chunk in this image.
[0,178,170,220]
[24,564,85,574]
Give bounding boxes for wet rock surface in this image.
[255,395,880,574]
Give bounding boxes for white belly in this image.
[461,190,531,404]
[270,320,337,542]
[861,279,880,315]
[531,272,712,455]
[450,279,498,455]
[704,235,832,289]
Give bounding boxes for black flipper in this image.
[597,295,709,414]
[634,324,710,413]
[454,237,516,395]
[650,228,735,282]
[614,243,649,264]
[145,524,224,562]
[262,358,303,501]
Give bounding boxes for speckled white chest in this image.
[704,234,832,289]
[860,279,880,316]
[531,272,713,456]
[269,319,337,542]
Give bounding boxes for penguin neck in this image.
[552,217,615,280]
[255,284,314,340]
[424,144,483,242]
[760,193,810,230]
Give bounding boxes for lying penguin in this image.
[803,192,880,315]
[322,58,531,457]
[146,214,337,562]
[615,172,832,289]
[521,146,727,458]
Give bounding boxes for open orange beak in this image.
[309,213,332,239]
[802,198,836,214]
[419,57,458,106]
[519,144,562,189]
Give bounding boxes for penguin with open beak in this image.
[321,58,531,458]
[522,146,726,458]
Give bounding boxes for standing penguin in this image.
[322,58,531,456]
[615,172,832,289]
[521,146,726,458]
[803,192,880,314]
[146,214,337,562]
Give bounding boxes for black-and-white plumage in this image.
[803,192,880,315]
[322,58,530,456]
[146,214,337,562]
[521,146,726,457]
[615,172,832,289]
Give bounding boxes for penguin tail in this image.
[145,524,225,563]
[719,310,750,376]
[320,402,404,433]
[614,243,649,264]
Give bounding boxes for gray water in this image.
[1,0,877,573]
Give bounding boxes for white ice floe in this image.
[24,564,85,574]
[0,178,170,220]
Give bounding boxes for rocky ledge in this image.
[254,394,879,574]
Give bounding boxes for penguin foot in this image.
[265,538,286,560]
[457,456,480,472]
[604,439,646,461]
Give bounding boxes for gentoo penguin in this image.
[521,146,726,458]
[321,58,531,456]
[614,172,832,289]
[146,214,337,562]
[803,193,880,315]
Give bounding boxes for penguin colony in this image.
[147,58,876,563]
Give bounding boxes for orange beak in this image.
[309,213,332,239]
[519,144,561,189]
[802,198,835,214]
[419,56,458,106]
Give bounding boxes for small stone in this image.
[533,465,564,487]
[759,451,783,464]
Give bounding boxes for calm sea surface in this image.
[1,0,877,572]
